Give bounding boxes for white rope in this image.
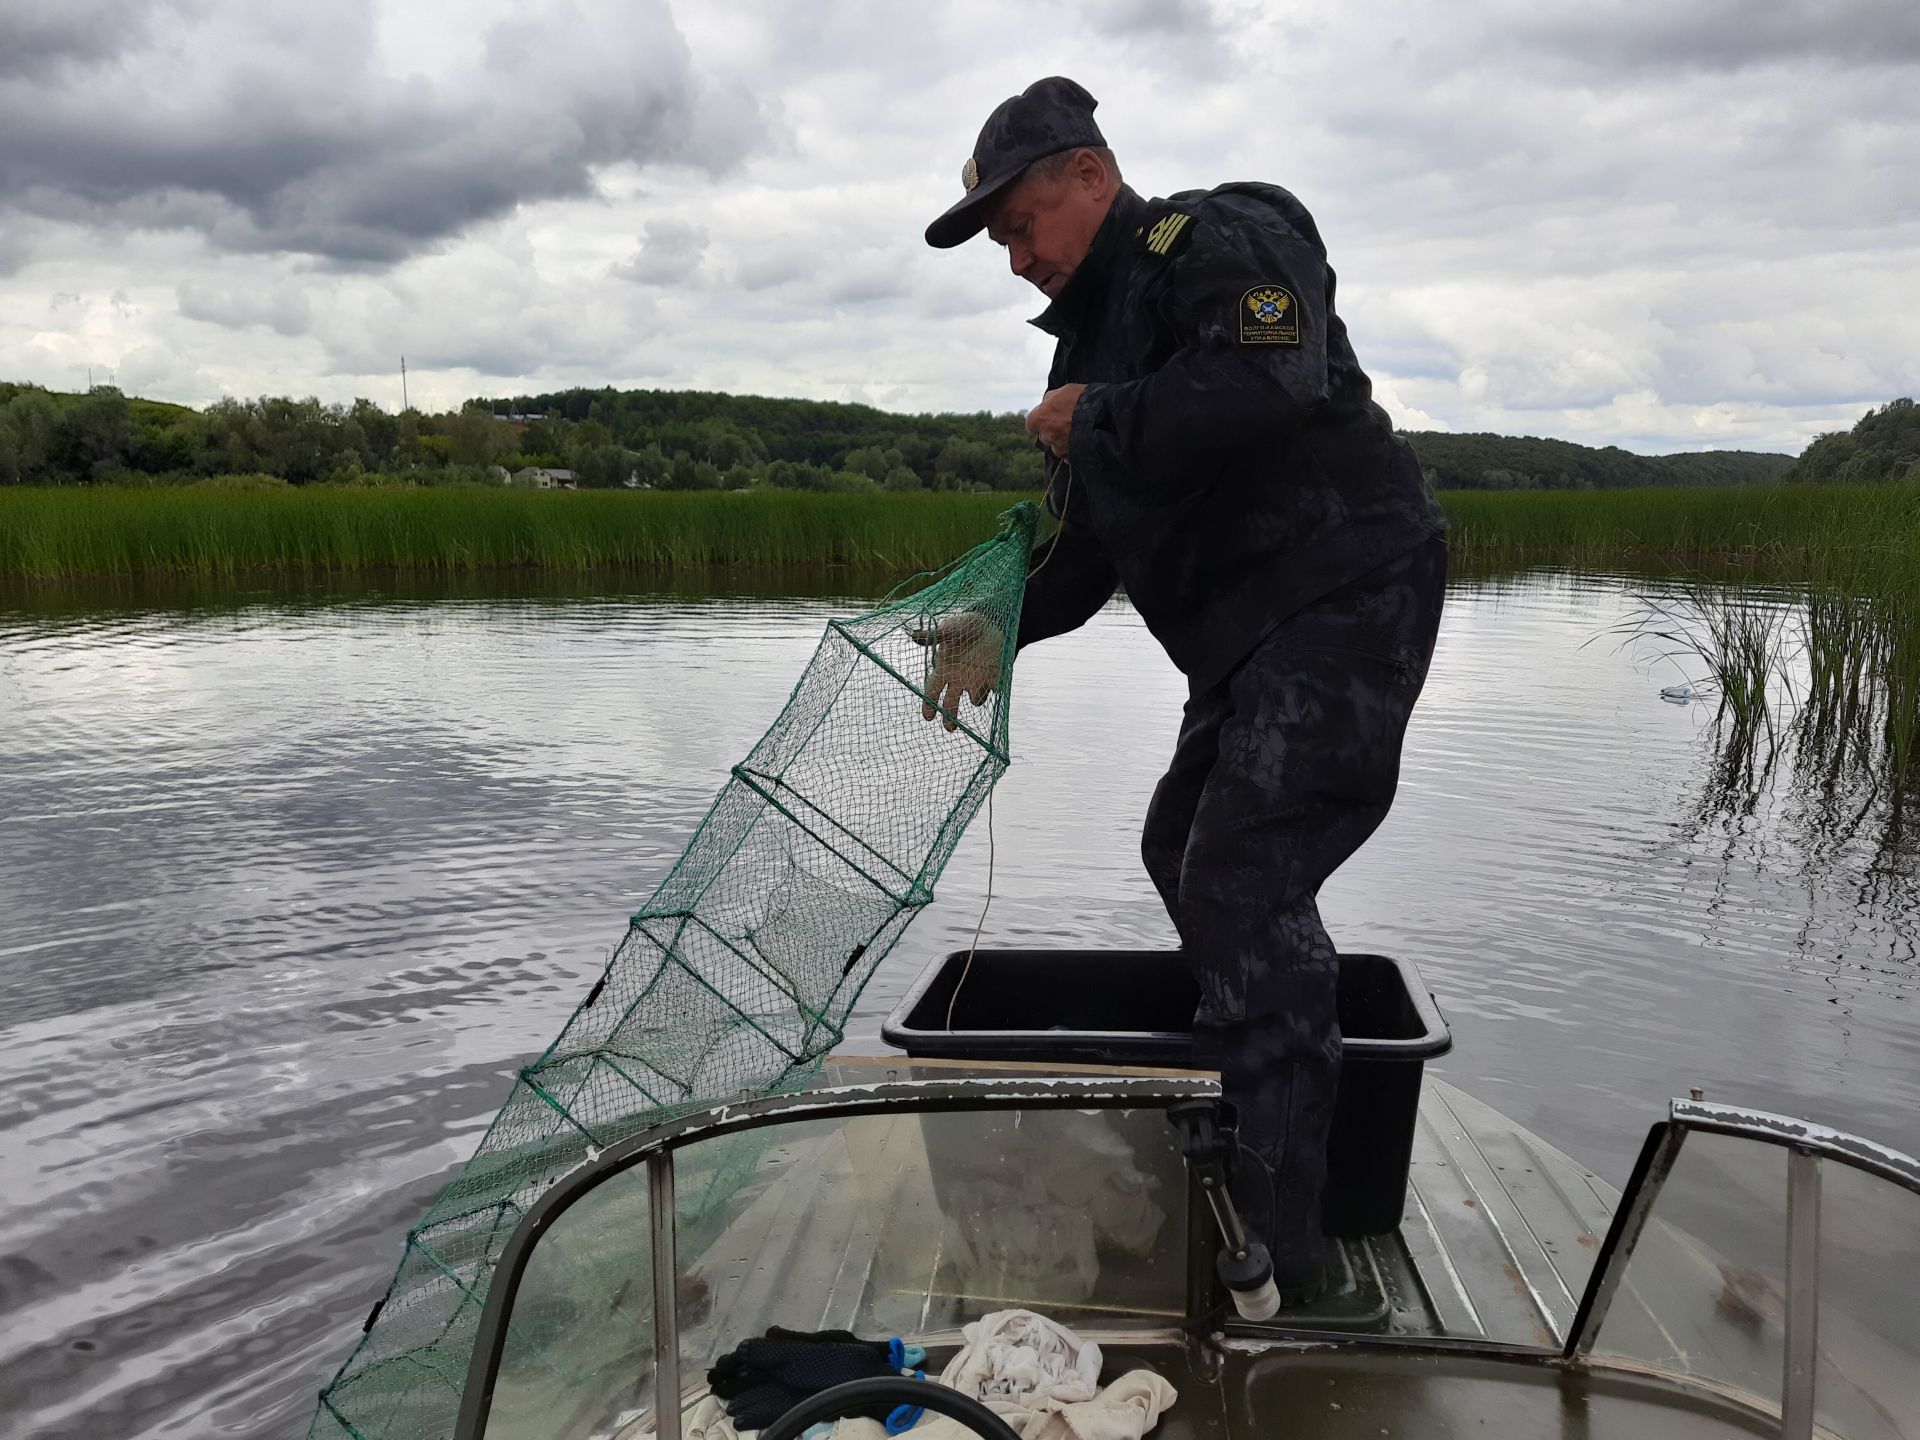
[946,788,995,1031]
[1024,459,1075,580]
[943,451,1068,1032]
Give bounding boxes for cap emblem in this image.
[961,157,980,192]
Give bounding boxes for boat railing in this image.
[452,1067,1920,1440]
[453,1065,1218,1440]
[1569,1097,1920,1440]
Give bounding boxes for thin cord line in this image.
[946,788,995,1031]
[943,451,1064,1032]
[1024,459,1074,580]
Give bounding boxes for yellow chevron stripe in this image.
[1146,213,1191,255]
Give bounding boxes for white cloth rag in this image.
[940,1309,1102,1408]
[922,1309,1176,1440]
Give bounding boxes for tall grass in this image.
[10,477,1920,824]
[0,486,1017,581]
[9,480,1920,581]
[1441,482,1920,570]
[1627,516,1920,842]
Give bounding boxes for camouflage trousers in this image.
[1143,537,1447,1277]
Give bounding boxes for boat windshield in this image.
[1573,1102,1920,1440]
[465,1066,1202,1440]
[459,1074,1920,1440]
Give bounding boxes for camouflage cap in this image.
[925,76,1106,249]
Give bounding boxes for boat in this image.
[445,946,1920,1440]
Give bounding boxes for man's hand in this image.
[1025,384,1085,459]
[909,614,1004,731]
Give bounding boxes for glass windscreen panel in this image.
[1591,1129,1787,1410]
[1813,1159,1920,1440]
[482,1161,656,1440]
[675,1104,1189,1388]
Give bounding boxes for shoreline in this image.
[2,482,1917,582]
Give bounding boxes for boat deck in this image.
[705,1063,1623,1352]
[1111,1341,1779,1440]
[1362,1076,1617,1346]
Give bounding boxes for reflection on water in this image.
[1629,581,1920,929]
[1,568,1916,1439]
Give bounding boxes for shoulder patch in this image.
[1138,210,1198,258]
[1239,285,1300,345]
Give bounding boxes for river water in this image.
[1,570,1916,1438]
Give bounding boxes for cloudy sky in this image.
[2,0,1915,453]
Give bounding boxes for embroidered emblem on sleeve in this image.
[1240,285,1300,345]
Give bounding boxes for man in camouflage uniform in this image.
[919,76,1446,1299]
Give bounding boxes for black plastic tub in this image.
[881,949,1451,1237]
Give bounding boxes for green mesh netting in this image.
[312,503,1037,1440]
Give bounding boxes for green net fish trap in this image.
[313,502,1036,1440]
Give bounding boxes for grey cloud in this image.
[823,251,914,307]
[0,0,768,266]
[177,282,314,337]
[4,0,1916,453]
[615,219,709,284]
[0,225,34,277]
[310,252,661,384]
[1508,1,1920,71]
[114,342,217,400]
[735,248,813,292]
[1085,0,1218,38]
[0,0,158,78]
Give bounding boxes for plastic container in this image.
[881,949,1451,1237]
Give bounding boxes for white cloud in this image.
[0,0,1914,451]
[178,282,314,338]
[614,220,710,285]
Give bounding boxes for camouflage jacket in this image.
[1018,183,1446,687]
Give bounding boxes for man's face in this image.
[984,153,1113,299]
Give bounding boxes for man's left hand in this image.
[1025,384,1085,459]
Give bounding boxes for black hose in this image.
[1235,1140,1280,1251]
[755,1377,1023,1440]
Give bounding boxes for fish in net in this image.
[312,502,1037,1440]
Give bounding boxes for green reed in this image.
[10,480,1920,581]
[0,486,1017,580]
[1442,482,1920,570]
[10,478,1920,822]
[1616,489,1920,836]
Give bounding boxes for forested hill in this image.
[1405,430,1796,490]
[1785,398,1920,484]
[0,377,1828,490]
[490,384,1799,490]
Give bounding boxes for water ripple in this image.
[1,573,1916,1437]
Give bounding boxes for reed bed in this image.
[1604,487,1920,832]
[0,486,1017,581]
[8,478,1919,821]
[1440,482,1920,570]
[10,480,1920,582]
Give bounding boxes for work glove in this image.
[910,614,1003,731]
[705,1327,928,1432]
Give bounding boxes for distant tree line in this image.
[483,386,1044,492]
[0,381,1047,493]
[0,378,1863,492]
[1784,398,1920,485]
[1406,430,1795,490]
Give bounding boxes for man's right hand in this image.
[909,614,1004,731]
